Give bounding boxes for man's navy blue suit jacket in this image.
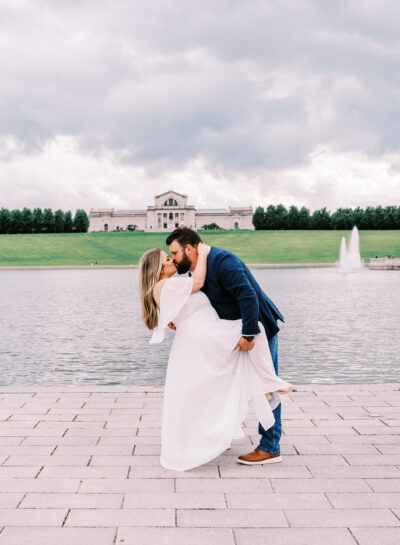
[201,246,284,340]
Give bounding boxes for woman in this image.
[139,244,293,471]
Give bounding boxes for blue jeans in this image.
[257,333,282,454]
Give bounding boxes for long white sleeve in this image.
[150,276,193,344]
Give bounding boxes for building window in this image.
[169,212,173,221]
[175,223,179,228]
[163,223,167,229]
[164,198,178,207]
[104,223,108,232]
[234,222,239,230]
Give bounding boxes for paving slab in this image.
[20,492,124,508]
[327,492,400,508]
[350,527,400,545]
[235,528,357,545]
[123,492,226,508]
[115,527,235,545]
[177,508,288,527]
[0,384,398,539]
[0,508,67,526]
[0,527,117,545]
[65,507,175,527]
[285,508,400,527]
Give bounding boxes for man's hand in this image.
[234,336,255,351]
[168,322,176,331]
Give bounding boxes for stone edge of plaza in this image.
[89,190,254,232]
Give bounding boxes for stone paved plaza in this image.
[0,384,399,545]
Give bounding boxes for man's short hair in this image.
[165,227,202,247]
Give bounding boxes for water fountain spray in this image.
[338,226,363,272]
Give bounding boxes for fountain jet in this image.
[338,226,363,272]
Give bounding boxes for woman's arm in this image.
[191,243,211,292]
[152,279,167,308]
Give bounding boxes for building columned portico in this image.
[89,190,254,232]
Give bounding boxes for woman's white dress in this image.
[150,276,292,471]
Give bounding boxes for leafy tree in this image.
[42,208,55,233]
[360,206,375,229]
[383,206,397,229]
[331,208,354,230]
[10,209,24,233]
[0,208,11,234]
[373,206,385,229]
[264,205,277,229]
[252,204,400,230]
[21,207,33,233]
[252,207,265,230]
[395,207,400,229]
[353,206,364,228]
[201,223,222,230]
[54,209,65,233]
[298,206,311,229]
[310,207,332,229]
[64,210,73,233]
[275,204,288,229]
[287,205,300,229]
[32,208,44,233]
[73,209,89,232]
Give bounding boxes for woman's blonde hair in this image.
[138,248,163,330]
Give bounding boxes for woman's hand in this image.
[197,243,211,257]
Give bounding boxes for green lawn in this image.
[0,230,398,266]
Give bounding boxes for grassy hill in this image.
[0,230,398,266]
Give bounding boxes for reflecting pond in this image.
[0,268,399,385]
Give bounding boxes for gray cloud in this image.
[0,0,399,209]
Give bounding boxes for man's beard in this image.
[176,254,192,275]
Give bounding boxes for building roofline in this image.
[115,210,146,214]
[155,189,187,199]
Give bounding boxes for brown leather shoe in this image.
[237,449,282,465]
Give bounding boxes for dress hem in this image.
[160,440,233,472]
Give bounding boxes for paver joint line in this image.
[0,384,398,536]
[61,508,70,527]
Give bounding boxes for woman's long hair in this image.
[138,248,163,330]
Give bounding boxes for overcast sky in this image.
[1,0,399,213]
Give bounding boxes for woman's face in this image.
[160,250,177,278]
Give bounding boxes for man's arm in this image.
[216,254,261,337]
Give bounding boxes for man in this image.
[166,227,285,465]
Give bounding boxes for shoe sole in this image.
[237,455,282,465]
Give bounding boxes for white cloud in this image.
[1,136,399,213]
[0,0,399,211]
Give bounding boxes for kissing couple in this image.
[139,227,293,471]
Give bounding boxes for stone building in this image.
[89,190,254,232]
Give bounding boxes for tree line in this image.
[0,208,89,234]
[252,205,400,230]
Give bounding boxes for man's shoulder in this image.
[209,246,243,267]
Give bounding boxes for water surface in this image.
[0,268,398,385]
